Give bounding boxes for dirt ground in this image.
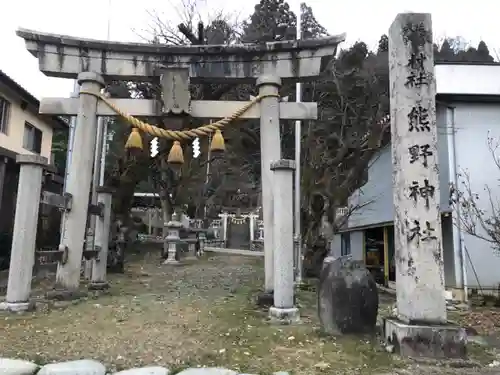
[0,252,499,375]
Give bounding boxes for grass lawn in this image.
[0,252,497,374]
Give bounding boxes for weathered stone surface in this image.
[176,368,237,375]
[389,12,446,324]
[113,366,170,375]
[0,358,39,375]
[318,257,379,334]
[16,28,345,82]
[38,359,106,375]
[384,318,467,358]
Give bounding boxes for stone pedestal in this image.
[386,12,464,358]
[268,159,299,324]
[384,319,467,358]
[56,72,105,291]
[0,155,47,312]
[164,216,182,265]
[89,187,113,290]
[257,75,282,294]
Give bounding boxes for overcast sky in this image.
[1,0,498,100]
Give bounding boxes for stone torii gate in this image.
[16,29,345,310]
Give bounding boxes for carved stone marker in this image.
[384,12,466,358]
[318,257,378,334]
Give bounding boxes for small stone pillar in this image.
[220,213,228,246]
[385,13,466,358]
[0,155,47,312]
[257,75,282,296]
[249,214,255,241]
[89,187,113,290]
[164,213,182,265]
[188,241,196,257]
[198,231,206,256]
[56,72,105,291]
[269,159,299,323]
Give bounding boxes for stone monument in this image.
[384,13,466,358]
[319,256,379,334]
[16,28,345,299]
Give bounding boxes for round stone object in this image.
[318,257,379,334]
[176,368,237,375]
[0,358,39,375]
[38,359,106,375]
[113,367,170,375]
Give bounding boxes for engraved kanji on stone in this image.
[408,105,430,132]
[401,22,429,46]
[405,51,430,87]
[421,221,438,241]
[407,219,421,243]
[407,52,426,71]
[408,144,433,167]
[409,179,436,209]
[405,70,431,88]
[406,219,438,244]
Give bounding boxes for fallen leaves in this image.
[0,253,396,374]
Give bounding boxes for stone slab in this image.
[16,154,48,166]
[177,369,237,375]
[38,359,106,375]
[113,366,170,375]
[0,358,39,375]
[17,28,345,82]
[0,301,34,312]
[204,248,264,257]
[384,317,467,358]
[39,99,318,120]
[163,259,180,265]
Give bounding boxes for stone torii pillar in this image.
[16,28,345,297]
[0,155,48,312]
[257,75,282,295]
[384,13,466,359]
[56,72,104,292]
[89,187,114,290]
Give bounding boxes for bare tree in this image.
[450,132,500,252]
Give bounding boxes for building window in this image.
[341,233,351,256]
[23,122,42,154]
[0,96,11,134]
